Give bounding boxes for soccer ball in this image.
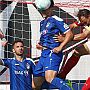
[35,0,51,10]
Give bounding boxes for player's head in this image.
[12,39,24,56]
[77,9,90,25]
[35,0,54,18]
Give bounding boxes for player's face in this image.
[13,42,24,56]
[40,7,52,18]
[79,16,89,25]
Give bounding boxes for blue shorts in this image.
[34,49,63,76]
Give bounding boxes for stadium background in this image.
[0,0,90,90]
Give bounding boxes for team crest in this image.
[26,63,30,69]
[41,29,48,35]
[46,22,50,27]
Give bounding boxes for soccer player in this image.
[82,77,90,90]
[34,0,73,89]
[0,39,35,90]
[55,9,90,80]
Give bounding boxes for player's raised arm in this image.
[0,59,4,65]
[53,22,80,43]
[73,29,90,41]
[0,39,7,65]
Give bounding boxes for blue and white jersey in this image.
[2,58,35,90]
[40,15,70,49]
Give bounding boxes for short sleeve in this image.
[2,58,11,67]
[52,16,70,34]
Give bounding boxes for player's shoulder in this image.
[52,15,63,22]
[25,58,34,63]
[6,58,15,60]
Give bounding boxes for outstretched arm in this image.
[0,59,4,65]
[74,29,90,41]
[53,22,78,42]
[0,40,8,65]
[54,28,90,42]
[54,23,90,42]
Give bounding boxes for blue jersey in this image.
[2,58,35,90]
[40,15,70,49]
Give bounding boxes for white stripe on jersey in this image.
[26,58,35,65]
[52,15,63,21]
[52,15,70,34]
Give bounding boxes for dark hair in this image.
[77,9,90,18]
[12,39,24,48]
[50,0,54,7]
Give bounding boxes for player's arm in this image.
[53,22,79,42]
[74,27,90,41]
[53,30,73,53]
[36,21,43,50]
[0,59,4,65]
[54,28,90,42]
[0,41,8,65]
[53,34,65,42]
[36,42,43,50]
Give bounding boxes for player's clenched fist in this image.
[53,46,62,53]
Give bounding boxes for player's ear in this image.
[12,49,15,53]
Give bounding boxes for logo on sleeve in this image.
[64,23,69,29]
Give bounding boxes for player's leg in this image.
[58,51,80,79]
[33,56,45,90]
[41,50,72,90]
[81,41,90,90]
[44,70,72,90]
[32,76,45,90]
[59,43,90,80]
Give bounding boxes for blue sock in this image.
[41,80,57,89]
[41,80,49,89]
[50,77,72,90]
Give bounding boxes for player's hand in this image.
[52,46,62,53]
[85,26,90,31]
[36,43,43,50]
[53,34,64,42]
[0,32,4,38]
[1,38,8,47]
[1,41,8,47]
